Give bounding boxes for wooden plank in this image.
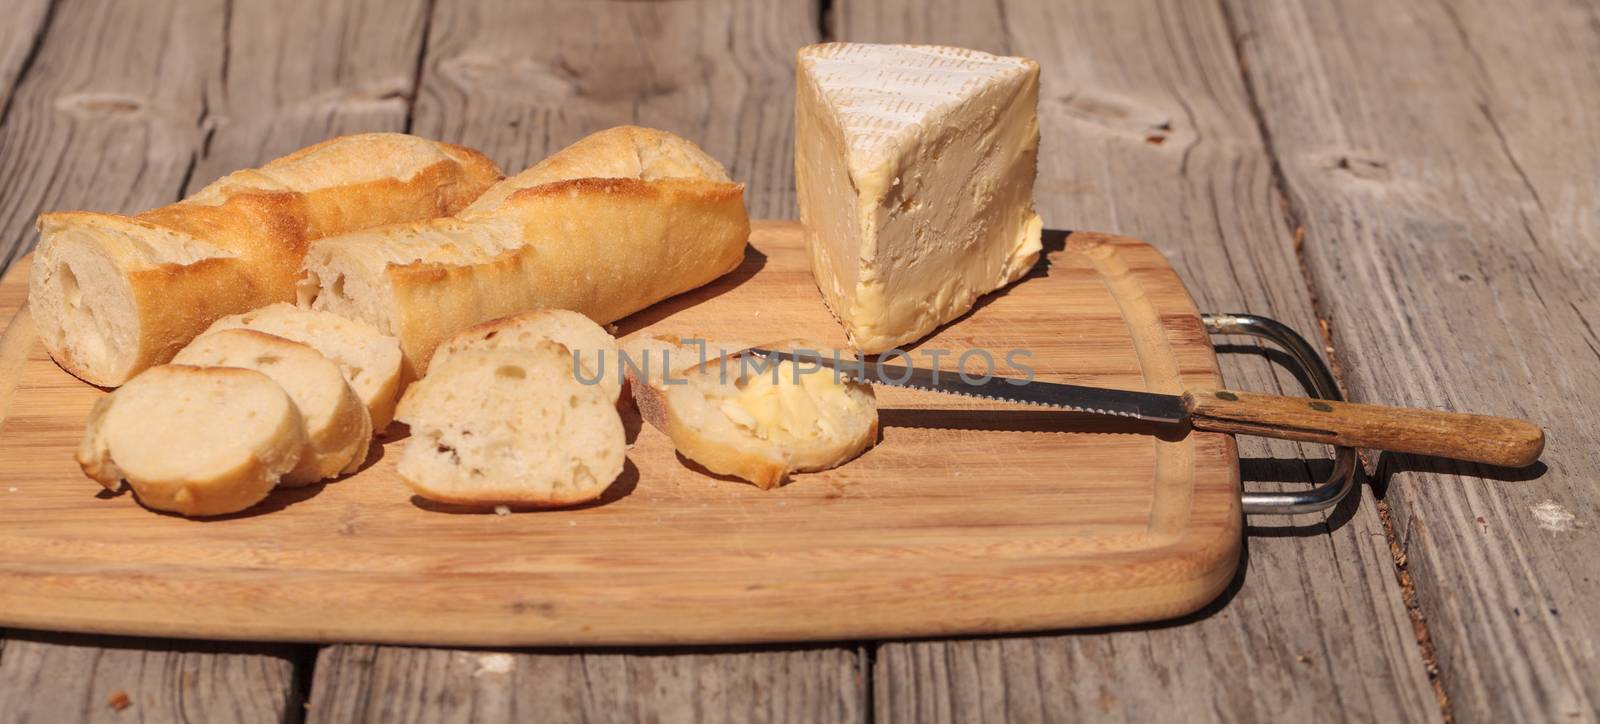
[409,0,809,216]
[0,632,300,724]
[0,1,50,143]
[181,0,432,194]
[305,645,865,723]
[1225,0,1600,719]
[307,1,864,719]
[0,0,430,719]
[0,0,202,275]
[836,1,1441,721]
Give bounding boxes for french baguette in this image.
[299,126,750,377]
[30,133,502,387]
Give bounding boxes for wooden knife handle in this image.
[1183,389,1544,468]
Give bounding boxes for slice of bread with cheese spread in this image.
[625,335,877,488]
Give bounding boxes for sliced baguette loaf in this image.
[396,345,625,507]
[203,302,403,430]
[31,133,502,387]
[625,336,877,489]
[430,309,621,404]
[174,329,372,484]
[77,365,307,516]
[300,126,750,377]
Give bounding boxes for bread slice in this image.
[396,344,626,507]
[203,303,403,430]
[430,309,621,404]
[299,126,750,377]
[77,365,307,516]
[174,329,372,484]
[625,336,877,488]
[30,133,501,387]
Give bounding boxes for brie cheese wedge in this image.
[795,43,1043,353]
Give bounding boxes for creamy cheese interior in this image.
[796,43,1044,353]
[720,359,850,441]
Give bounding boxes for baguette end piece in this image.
[30,134,502,388]
[31,213,240,386]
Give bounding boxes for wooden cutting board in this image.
[0,221,1239,646]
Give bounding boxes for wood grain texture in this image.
[0,0,218,276]
[0,1,49,141]
[0,0,435,719]
[180,0,432,195]
[412,0,815,216]
[1186,389,1544,468]
[0,222,1239,644]
[0,632,300,724]
[836,0,1442,721]
[305,645,865,724]
[1226,0,1600,719]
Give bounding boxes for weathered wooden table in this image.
[0,1,1592,721]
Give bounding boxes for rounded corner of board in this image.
[1163,532,1245,623]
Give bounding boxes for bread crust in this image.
[301,127,750,378]
[401,481,607,509]
[389,178,745,374]
[30,133,503,387]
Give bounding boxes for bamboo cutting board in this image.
[0,221,1240,646]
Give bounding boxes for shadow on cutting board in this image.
[613,245,769,338]
[95,481,330,521]
[407,458,641,514]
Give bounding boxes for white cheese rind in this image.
[796,43,1044,353]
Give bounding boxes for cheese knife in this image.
[749,348,1544,468]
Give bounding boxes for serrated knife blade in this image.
[748,349,1188,424]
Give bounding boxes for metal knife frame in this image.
[1202,313,1358,516]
